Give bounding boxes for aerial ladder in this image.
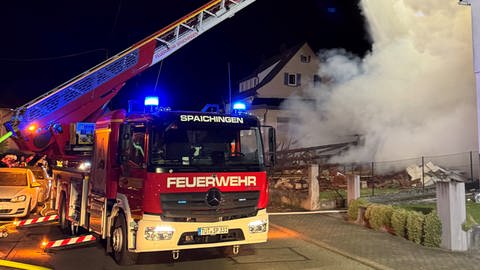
[1,0,255,157]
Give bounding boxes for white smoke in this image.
[284,0,477,163]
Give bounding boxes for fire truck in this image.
[1,0,276,265]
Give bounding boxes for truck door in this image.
[89,128,110,235]
[118,123,146,217]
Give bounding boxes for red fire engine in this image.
[1,0,276,265]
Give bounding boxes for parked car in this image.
[0,167,42,218]
[27,166,52,204]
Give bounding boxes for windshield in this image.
[0,172,28,186]
[29,167,46,180]
[150,125,264,170]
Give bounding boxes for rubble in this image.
[406,161,466,186]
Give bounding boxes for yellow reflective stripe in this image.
[0,259,51,270]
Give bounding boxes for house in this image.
[233,42,321,148]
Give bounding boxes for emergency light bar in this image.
[233,102,246,110]
[144,96,159,106]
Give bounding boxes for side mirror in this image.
[261,126,276,167]
[31,182,41,188]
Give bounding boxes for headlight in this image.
[144,226,175,241]
[248,220,268,234]
[11,195,27,203]
[78,161,91,171]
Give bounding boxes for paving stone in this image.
[270,213,480,270]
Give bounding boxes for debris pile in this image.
[406,161,466,186]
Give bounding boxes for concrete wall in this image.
[436,181,468,251]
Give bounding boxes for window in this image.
[239,77,259,92]
[276,117,291,134]
[314,74,322,87]
[284,73,301,86]
[300,55,311,63]
[130,132,146,166]
[120,124,146,167]
[239,82,245,92]
[149,126,264,169]
[0,172,27,186]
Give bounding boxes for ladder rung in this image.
[180,23,196,31]
[204,9,217,17]
[155,38,170,46]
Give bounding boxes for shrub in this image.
[364,203,376,221]
[381,205,394,228]
[406,211,425,244]
[391,208,408,238]
[462,214,478,232]
[423,210,442,247]
[347,198,369,220]
[369,204,394,231]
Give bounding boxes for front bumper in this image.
[0,201,29,218]
[134,209,268,252]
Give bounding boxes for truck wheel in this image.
[111,212,138,265]
[59,195,71,235]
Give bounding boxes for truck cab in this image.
[54,108,275,264]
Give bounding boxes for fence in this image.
[272,148,480,207]
[334,151,480,204]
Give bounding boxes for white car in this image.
[0,167,42,218]
[27,166,52,204]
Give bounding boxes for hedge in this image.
[423,211,442,247]
[368,204,394,231]
[347,198,369,220]
[406,211,424,244]
[391,208,408,238]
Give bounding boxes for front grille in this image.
[178,229,245,245]
[0,209,11,214]
[15,208,25,214]
[161,191,259,221]
[0,198,10,202]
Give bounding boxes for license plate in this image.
[197,226,229,236]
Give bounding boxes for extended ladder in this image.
[5,0,255,153]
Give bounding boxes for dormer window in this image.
[300,55,311,63]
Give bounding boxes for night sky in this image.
[0,0,370,111]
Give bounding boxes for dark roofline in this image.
[234,42,308,100]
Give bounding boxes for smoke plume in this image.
[284,0,477,163]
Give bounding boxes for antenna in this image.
[228,62,232,113]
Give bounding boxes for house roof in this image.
[235,42,307,100]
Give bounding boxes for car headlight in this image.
[11,195,27,203]
[248,220,268,234]
[144,226,175,241]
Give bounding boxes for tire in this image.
[59,195,71,235]
[29,199,39,214]
[111,212,138,265]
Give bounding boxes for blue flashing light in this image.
[144,96,159,106]
[232,102,246,110]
